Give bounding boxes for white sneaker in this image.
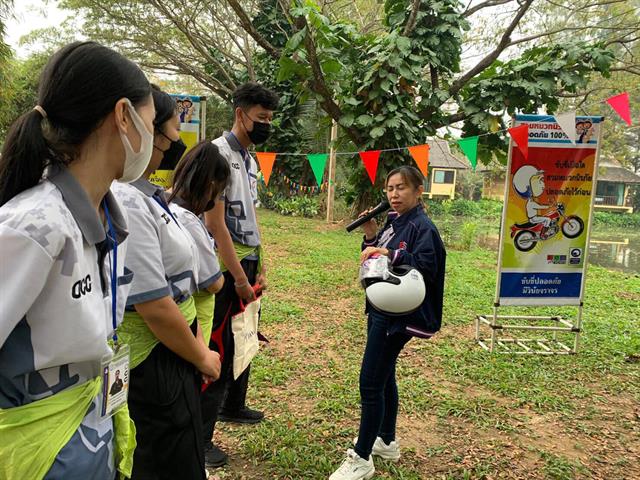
[353,436,401,461]
[329,449,375,480]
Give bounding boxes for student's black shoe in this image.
[217,407,264,424]
[204,444,228,468]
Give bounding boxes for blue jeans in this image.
[354,312,411,460]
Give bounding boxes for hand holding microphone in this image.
[345,200,390,233]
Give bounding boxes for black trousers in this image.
[201,258,258,447]
[128,320,205,480]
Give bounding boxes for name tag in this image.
[100,343,130,421]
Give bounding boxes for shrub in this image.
[593,211,640,228]
[272,196,320,218]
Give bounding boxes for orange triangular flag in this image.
[255,152,277,186]
[408,144,430,176]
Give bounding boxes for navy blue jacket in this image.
[362,204,446,337]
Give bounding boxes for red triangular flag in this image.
[358,150,381,184]
[508,124,529,159]
[408,144,430,176]
[606,92,632,126]
[255,152,277,186]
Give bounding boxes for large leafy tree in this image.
[45,0,640,207]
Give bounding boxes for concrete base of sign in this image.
[475,312,582,354]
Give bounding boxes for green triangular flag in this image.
[307,153,328,186]
[457,136,479,170]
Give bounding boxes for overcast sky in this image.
[5,0,71,57]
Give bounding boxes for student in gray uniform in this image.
[112,86,221,480]
[203,82,279,466]
[167,140,231,345]
[0,42,153,480]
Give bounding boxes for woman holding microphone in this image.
[330,166,446,480]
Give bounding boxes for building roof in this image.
[598,164,640,184]
[427,139,470,170]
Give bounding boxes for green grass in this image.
[211,209,640,479]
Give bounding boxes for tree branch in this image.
[437,111,470,127]
[403,0,421,36]
[226,0,281,59]
[448,0,534,98]
[293,12,363,144]
[463,0,513,18]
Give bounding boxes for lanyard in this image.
[152,194,182,230]
[103,200,118,344]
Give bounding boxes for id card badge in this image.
[100,343,130,421]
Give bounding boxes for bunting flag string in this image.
[280,172,328,194]
[252,89,634,184]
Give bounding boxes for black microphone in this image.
[345,200,390,232]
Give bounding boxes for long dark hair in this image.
[0,41,150,206]
[168,140,231,216]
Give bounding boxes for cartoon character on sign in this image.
[180,98,194,123]
[510,165,584,251]
[576,120,594,144]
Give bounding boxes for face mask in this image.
[158,137,187,171]
[204,198,216,212]
[118,98,154,183]
[242,111,271,145]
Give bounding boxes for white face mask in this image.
[117,98,154,183]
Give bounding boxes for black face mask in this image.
[158,137,187,170]
[243,112,271,145]
[204,198,216,212]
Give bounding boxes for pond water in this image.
[442,218,639,273]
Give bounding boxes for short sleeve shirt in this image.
[170,202,222,291]
[111,178,200,306]
[0,165,132,479]
[212,132,261,247]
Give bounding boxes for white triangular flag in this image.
[554,111,576,144]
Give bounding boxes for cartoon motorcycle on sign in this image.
[510,202,584,252]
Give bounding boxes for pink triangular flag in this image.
[508,124,529,159]
[554,111,576,144]
[606,92,632,126]
[359,150,381,184]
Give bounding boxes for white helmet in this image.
[360,255,426,315]
[513,165,544,198]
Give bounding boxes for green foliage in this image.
[593,211,640,228]
[258,180,320,218]
[459,42,616,164]
[425,198,503,219]
[0,52,48,143]
[455,170,484,200]
[277,0,619,208]
[459,221,477,251]
[272,195,320,218]
[252,0,332,188]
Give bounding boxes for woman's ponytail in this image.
[0,109,52,206]
[0,41,151,206]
